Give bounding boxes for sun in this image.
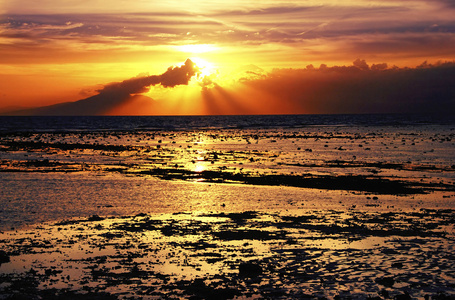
[175,43,219,78]
[190,57,216,78]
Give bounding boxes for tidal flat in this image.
[0,210,454,299]
[1,118,454,299]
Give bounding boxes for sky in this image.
[0,0,454,115]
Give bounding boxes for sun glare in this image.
[191,57,216,78]
[178,44,218,54]
[176,44,219,79]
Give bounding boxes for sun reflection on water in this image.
[194,163,206,174]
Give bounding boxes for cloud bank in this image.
[234,60,455,114]
[4,59,454,116]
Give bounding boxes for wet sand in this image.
[1,126,454,299]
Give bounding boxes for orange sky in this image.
[0,0,454,115]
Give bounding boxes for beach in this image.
[0,115,454,299]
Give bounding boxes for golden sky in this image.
[1,0,454,114]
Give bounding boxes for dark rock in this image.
[392,262,403,269]
[394,292,411,300]
[379,289,390,298]
[375,276,395,287]
[0,250,10,264]
[87,215,104,221]
[239,262,262,277]
[213,229,273,240]
[432,293,455,300]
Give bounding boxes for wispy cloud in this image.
[2,1,454,63]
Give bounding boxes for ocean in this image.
[0,114,454,132]
[0,114,454,299]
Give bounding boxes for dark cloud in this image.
[436,0,455,8]
[353,59,369,71]
[240,60,455,114]
[97,58,198,95]
[159,59,198,87]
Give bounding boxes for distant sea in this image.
[0,114,454,133]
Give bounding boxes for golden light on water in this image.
[194,163,206,174]
[193,148,208,175]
